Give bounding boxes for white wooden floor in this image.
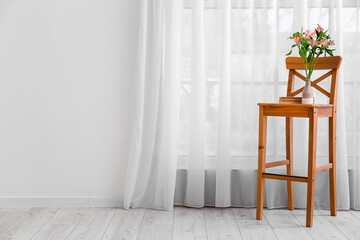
[1,207,360,240]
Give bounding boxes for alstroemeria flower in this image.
[310,39,317,46]
[320,39,328,46]
[293,36,301,44]
[305,30,317,39]
[316,25,324,32]
[330,40,335,46]
[304,30,311,39]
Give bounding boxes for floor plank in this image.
[137,209,174,240]
[350,209,360,221]
[0,208,30,235]
[204,208,243,240]
[0,207,357,240]
[102,208,145,240]
[66,208,116,240]
[321,210,360,240]
[0,208,58,240]
[31,208,87,240]
[292,209,347,240]
[172,207,207,240]
[232,208,277,240]
[263,209,312,240]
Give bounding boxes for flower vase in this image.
[302,78,314,104]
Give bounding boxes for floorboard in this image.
[66,208,116,240]
[102,208,145,240]
[321,210,360,240]
[31,208,87,240]
[0,207,357,240]
[172,207,207,240]
[292,209,347,240]
[204,208,243,240]
[137,209,174,240]
[0,208,30,235]
[232,208,277,240]
[0,208,58,240]
[263,209,312,240]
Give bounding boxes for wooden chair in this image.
[256,56,342,227]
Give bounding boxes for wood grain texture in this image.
[137,209,174,240]
[204,208,243,240]
[233,208,277,240]
[66,208,116,240]
[172,207,207,240]
[264,209,312,240]
[0,208,30,235]
[286,116,294,210]
[0,208,58,240]
[0,207,358,239]
[102,208,145,240]
[285,56,342,70]
[265,160,289,169]
[306,110,318,227]
[256,106,267,220]
[292,210,347,240]
[322,210,360,240]
[31,208,87,240]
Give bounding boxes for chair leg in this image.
[256,107,267,220]
[329,116,337,216]
[286,117,294,210]
[306,111,318,228]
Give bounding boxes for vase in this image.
[302,78,314,104]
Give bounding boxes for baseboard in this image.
[90,196,124,207]
[0,196,124,208]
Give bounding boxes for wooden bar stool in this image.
[256,56,342,227]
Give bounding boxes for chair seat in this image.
[257,103,334,118]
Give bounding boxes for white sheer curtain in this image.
[125,0,360,210]
[123,0,183,210]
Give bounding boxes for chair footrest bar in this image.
[315,163,333,173]
[263,173,308,182]
[265,160,290,168]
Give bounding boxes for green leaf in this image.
[326,48,334,57]
[286,49,293,56]
[307,53,312,63]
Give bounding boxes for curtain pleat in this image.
[124,0,183,210]
[184,0,206,207]
[215,0,231,207]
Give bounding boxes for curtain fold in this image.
[125,0,360,210]
[215,0,231,207]
[123,0,183,210]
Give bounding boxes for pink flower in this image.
[304,30,311,39]
[310,39,317,46]
[330,40,335,46]
[304,30,317,39]
[293,35,301,44]
[320,39,328,46]
[316,25,324,32]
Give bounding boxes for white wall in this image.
[0,0,140,207]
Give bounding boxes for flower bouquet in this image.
[286,25,335,104]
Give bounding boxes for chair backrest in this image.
[285,56,342,110]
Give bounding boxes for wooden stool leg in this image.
[329,116,337,216]
[306,111,318,227]
[286,117,294,210]
[256,106,267,220]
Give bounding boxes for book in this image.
[279,96,302,104]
